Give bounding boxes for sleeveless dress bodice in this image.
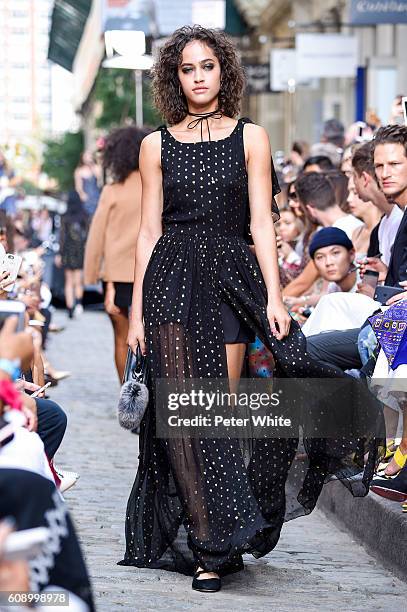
[161,120,249,237]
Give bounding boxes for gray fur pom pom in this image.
[117,380,149,430]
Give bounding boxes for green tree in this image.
[42,131,84,192]
[93,68,161,129]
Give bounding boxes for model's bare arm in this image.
[128,132,163,353]
[245,124,290,340]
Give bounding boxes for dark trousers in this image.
[306,328,362,372]
[36,398,67,459]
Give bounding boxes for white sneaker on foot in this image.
[54,467,80,493]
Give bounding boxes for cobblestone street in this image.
[47,311,407,612]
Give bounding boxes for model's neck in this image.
[187,99,219,116]
[337,268,357,292]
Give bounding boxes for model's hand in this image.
[267,301,291,340]
[127,319,146,355]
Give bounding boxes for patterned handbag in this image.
[117,345,150,431]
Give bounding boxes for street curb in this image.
[318,482,407,579]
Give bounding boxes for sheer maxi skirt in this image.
[118,229,385,576]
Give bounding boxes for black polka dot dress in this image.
[119,118,384,577]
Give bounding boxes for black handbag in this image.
[117,344,150,431]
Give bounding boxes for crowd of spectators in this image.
[0,148,96,609]
[268,114,407,508]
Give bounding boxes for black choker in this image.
[187,109,223,143]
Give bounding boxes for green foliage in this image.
[42,131,84,192]
[93,68,161,129]
[20,179,41,195]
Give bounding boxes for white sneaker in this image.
[54,467,80,493]
[74,304,83,316]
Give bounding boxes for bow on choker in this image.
[187,109,223,142]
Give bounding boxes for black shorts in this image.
[102,282,133,309]
[220,301,255,344]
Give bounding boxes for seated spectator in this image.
[369,298,407,502]
[283,172,363,305]
[297,172,363,238]
[352,141,403,267]
[0,471,95,610]
[324,169,350,213]
[307,124,407,393]
[303,155,334,174]
[301,228,380,337]
[289,140,310,169]
[309,143,342,168]
[283,179,320,302]
[346,182,381,260]
[276,207,304,286]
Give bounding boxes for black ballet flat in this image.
[192,569,221,593]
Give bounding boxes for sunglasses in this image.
[288,191,298,201]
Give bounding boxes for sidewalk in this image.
[47,311,407,612]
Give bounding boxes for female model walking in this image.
[121,26,383,592]
[84,126,150,380]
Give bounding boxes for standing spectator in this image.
[56,191,88,319]
[31,207,53,244]
[74,151,102,217]
[322,118,345,149]
[84,126,150,381]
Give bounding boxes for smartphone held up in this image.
[0,252,23,293]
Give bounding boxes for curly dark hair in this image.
[151,25,246,125]
[372,124,407,157]
[103,126,152,183]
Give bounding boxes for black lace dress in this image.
[119,118,384,576]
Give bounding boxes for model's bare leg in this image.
[196,342,246,580]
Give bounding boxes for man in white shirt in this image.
[296,171,363,239]
[352,141,403,265]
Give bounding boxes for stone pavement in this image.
[47,310,407,612]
